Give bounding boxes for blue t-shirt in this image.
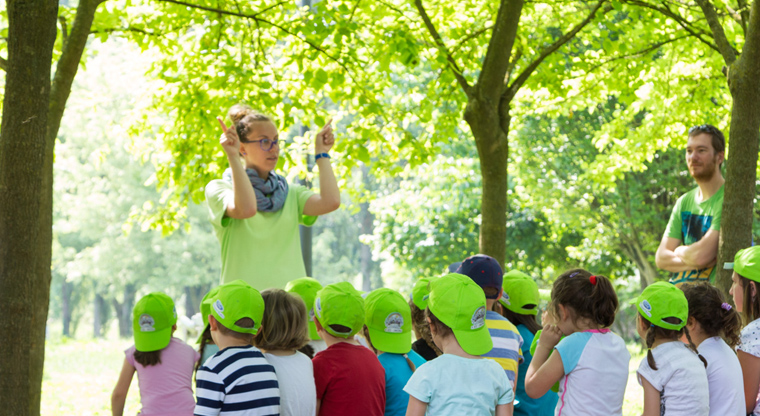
[378,351,427,416]
[404,354,514,415]
[514,324,558,416]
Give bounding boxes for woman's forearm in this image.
[316,157,340,210]
[226,155,258,219]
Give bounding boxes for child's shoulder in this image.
[739,319,760,356]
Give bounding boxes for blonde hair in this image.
[254,289,310,351]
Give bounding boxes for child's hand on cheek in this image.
[539,324,563,349]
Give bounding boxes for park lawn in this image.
[41,337,647,415]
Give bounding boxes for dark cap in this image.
[456,254,504,299]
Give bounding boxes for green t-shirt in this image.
[206,179,317,289]
[664,185,723,285]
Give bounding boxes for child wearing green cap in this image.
[253,289,316,416]
[111,293,200,416]
[311,281,386,416]
[194,282,281,416]
[730,246,760,415]
[404,273,514,416]
[362,288,427,416]
[636,281,709,416]
[286,276,328,356]
[410,277,442,361]
[196,285,222,372]
[525,269,629,416]
[497,271,558,416]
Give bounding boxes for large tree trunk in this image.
[715,0,760,297]
[465,101,509,268]
[93,293,107,338]
[0,1,58,414]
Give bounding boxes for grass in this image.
[41,337,647,415]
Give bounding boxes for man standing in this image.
[655,125,725,286]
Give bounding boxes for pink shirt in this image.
[125,337,200,416]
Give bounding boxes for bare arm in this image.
[217,117,258,219]
[304,119,340,216]
[640,375,661,416]
[111,358,135,416]
[316,399,321,415]
[496,403,513,416]
[655,236,692,272]
[739,350,760,413]
[525,325,564,399]
[405,396,428,416]
[673,229,720,269]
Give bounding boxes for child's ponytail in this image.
[551,269,618,328]
[403,353,417,372]
[720,303,741,349]
[683,327,708,368]
[644,323,658,371]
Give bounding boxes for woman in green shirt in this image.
[205,104,340,289]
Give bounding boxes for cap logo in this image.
[213,300,226,319]
[640,300,652,317]
[501,292,511,305]
[139,314,156,332]
[471,306,486,329]
[314,297,323,319]
[384,312,404,333]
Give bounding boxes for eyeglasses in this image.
[241,137,280,151]
[688,124,721,136]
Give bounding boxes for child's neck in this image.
[323,334,359,348]
[260,348,297,356]
[652,337,681,349]
[436,335,480,359]
[212,333,252,351]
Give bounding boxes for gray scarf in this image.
[223,168,289,212]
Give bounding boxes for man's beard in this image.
[691,159,719,182]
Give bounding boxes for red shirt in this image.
[313,342,386,416]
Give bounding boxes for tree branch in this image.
[413,0,471,94]
[154,0,353,75]
[725,4,746,34]
[623,0,722,54]
[477,0,524,101]
[736,0,750,34]
[90,27,167,37]
[574,34,689,77]
[0,57,6,72]
[694,0,737,65]
[504,0,607,101]
[58,16,69,46]
[450,24,493,56]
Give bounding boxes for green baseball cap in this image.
[197,285,221,344]
[636,281,688,330]
[286,277,323,341]
[735,246,760,282]
[428,273,492,356]
[133,292,177,352]
[314,281,365,338]
[365,288,413,354]
[210,281,265,335]
[412,277,435,310]
[500,270,540,316]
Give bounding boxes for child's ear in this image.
[751,282,758,299]
[209,315,219,331]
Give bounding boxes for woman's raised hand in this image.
[315,118,335,155]
[217,117,241,158]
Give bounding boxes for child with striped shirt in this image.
[194,280,280,416]
[457,255,523,392]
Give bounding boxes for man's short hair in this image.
[688,124,725,154]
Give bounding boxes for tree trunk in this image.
[360,164,374,292]
[621,240,658,289]
[112,284,136,338]
[62,279,72,337]
[184,285,206,317]
[0,0,58,414]
[715,1,760,298]
[93,293,106,338]
[465,100,509,268]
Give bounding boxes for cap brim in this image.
[367,327,412,354]
[452,326,493,356]
[308,320,320,341]
[135,326,172,352]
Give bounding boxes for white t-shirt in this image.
[699,336,744,416]
[553,329,630,416]
[264,351,316,416]
[738,318,760,415]
[309,339,327,355]
[637,341,709,416]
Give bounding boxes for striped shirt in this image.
[483,311,523,385]
[195,345,280,416]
